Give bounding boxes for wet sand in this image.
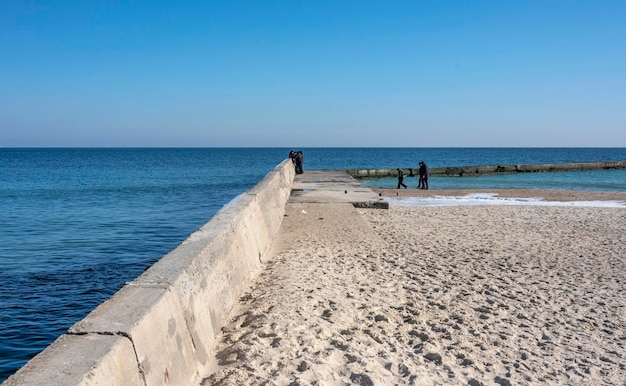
[201,190,626,385]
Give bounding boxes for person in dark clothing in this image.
[295,151,304,174]
[417,167,423,189]
[288,150,304,174]
[396,168,407,189]
[418,161,429,189]
[289,150,297,170]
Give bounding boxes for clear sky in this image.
[1,1,624,147]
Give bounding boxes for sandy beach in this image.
[201,189,626,385]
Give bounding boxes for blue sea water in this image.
[1,147,625,381]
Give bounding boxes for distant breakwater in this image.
[347,161,626,179]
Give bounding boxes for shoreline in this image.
[371,187,626,203]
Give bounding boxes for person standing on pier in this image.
[396,168,407,189]
[418,161,429,189]
[295,150,304,174]
[289,150,303,174]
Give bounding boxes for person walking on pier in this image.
[396,168,407,189]
[418,161,429,189]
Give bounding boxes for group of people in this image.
[397,161,429,189]
[289,150,304,174]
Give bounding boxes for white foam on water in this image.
[384,193,626,208]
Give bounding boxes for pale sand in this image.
[201,191,626,385]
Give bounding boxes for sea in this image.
[1,147,625,381]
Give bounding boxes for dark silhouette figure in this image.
[295,151,304,174]
[289,150,304,174]
[396,168,407,189]
[289,150,297,171]
[418,161,429,189]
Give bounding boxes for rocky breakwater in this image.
[348,161,626,178]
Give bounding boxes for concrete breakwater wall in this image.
[347,161,626,179]
[4,160,296,386]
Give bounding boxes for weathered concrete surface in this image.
[348,160,626,178]
[68,285,198,386]
[3,159,295,386]
[2,334,143,386]
[290,170,389,208]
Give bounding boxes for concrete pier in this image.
[347,160,626,179]
[3,167,388,386]
[4,160,297,386]
[290,170,389,208]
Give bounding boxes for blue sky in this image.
[1,1,624,147]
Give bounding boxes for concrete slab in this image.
[3,334,143,386]
[69,284,200,386]
[290,170,388,208]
